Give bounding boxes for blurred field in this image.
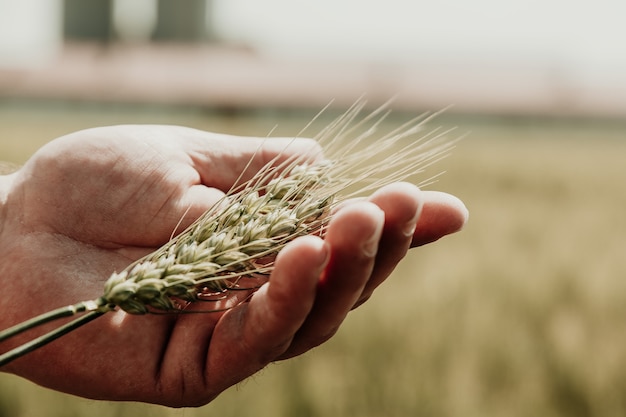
[1,100,626,416]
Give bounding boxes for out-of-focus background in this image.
[1,1,626,416]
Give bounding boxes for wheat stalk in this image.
[0,99,458,366]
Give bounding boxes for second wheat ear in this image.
[0,99,458,366]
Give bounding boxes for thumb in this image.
[178,129,324,191]
[170,132,324,235]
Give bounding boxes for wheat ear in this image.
[0,99,458,366]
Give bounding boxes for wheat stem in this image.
[0,298,111,343]
[0,309,108,367]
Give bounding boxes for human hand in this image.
[0,125,467,406]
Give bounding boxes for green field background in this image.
[1,101,626,416]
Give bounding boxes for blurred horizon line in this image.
[2,42,626,119]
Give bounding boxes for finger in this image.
[279,202,385,359]
[203,235,329,390]
[355,182,423,303]
[154,236,328,404]
[242,236,329,357]
[175,127,324,190]
[411,191,469,247]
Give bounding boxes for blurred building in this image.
[63,0,216,43]
[0,0,218,67]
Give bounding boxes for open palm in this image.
[0,125,467,406]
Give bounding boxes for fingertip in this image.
[412,191,468,246]
[271,235,330,298]
[369,181,424,237]
[326,201,385,258]
[428,191,469,229]
[275,234,330,272]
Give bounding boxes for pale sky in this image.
[1,0,624,74]
[214,0,626,72]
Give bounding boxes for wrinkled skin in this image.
[0,125,467,407]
